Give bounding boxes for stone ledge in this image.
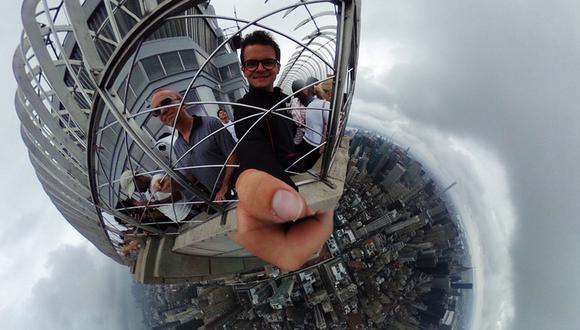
[173,137,349,257]
[132,137,349,284]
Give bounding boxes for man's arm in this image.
[215,152,238,201]
[152,175,180,193]
[209,117,240,200]
[150,190,183,205]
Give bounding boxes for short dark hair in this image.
[217,108,227,117]
[240,30,281,65]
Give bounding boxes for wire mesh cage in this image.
[14,0,360,270]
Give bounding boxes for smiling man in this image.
[233,30,298,188]
[232,30,333,271]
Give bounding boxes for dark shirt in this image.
[173,115,237,196]
[233,87,298,190]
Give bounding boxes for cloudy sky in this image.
[0,2,143,329]
[350,1,580,329]
[1,0,580,329]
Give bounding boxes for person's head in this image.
[217,107,229,123]
[291,79,305,94]
[151,88,187,127]
[119,171,149,199]
[291,79,310,106]
[240,31,281,91]
[304,76,319,97]
[314,80,334,101]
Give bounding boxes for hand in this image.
[121,240,140,257]
[153,177,172,193]
[215,186,229,202]
[233,169,333,271]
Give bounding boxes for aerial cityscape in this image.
[134,129,473,330]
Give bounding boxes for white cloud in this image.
[0,243,143,330]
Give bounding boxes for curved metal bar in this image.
[93,0,132,42]
[287,53,324,75]
[14,41,87,158]
[17,33,88,147]
[285,60,326,85]
[286,58,320,78]
[280,39,317,85]
[279,37,336,85]
[168,10,336,71]
[103,0,123,42]
[305,25,338,34]
[284,70,319,85]
[320,0,360,180]
[307,40,336,64]
[39,0,93,107]
[287,39,335,66]
[282,0,308,18]
[302,30,336,43]
[294,11,337,31]
[63,0,105,72]
[285,57,324,79]
[284,142,327,176]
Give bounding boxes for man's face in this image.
[218,110,229,123]
[151,90,184,127]
[242,45,280,91]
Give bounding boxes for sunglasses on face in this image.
[243,58,279,71]
[151,97,177,117]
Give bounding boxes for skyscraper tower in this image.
[14,0,361,283]
[450,282,473,290]
[382,163,406,188]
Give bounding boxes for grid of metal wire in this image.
[14,0,360,263]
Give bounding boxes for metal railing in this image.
[15,0,360,263]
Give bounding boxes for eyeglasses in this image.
[152,97,177,117]
[243,58,279,71]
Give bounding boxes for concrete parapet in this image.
[133,235,265,284]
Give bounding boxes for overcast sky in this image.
[351,1,580,329]
[1,1,580,329]
[0,2,143,329]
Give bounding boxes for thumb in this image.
[236,169,314,225]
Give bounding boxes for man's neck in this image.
[251,85,274,93]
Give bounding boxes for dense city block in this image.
[135,130,473,330]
